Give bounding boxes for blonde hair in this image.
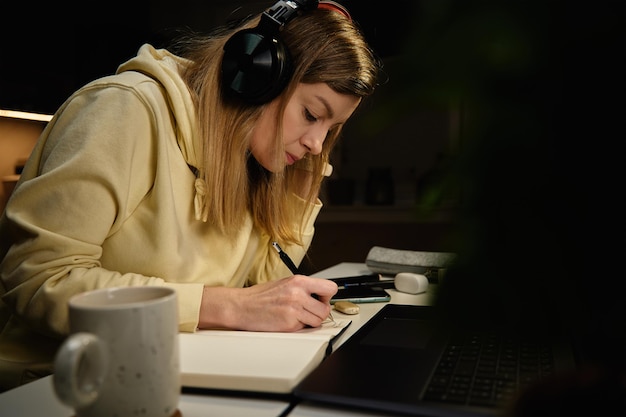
[178,8,379,245]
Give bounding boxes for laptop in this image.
[293,303,578,417]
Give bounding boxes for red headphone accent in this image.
[318,1,352,21]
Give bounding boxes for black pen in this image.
[271,241,336,324]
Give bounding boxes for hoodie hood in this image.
[117,44,212,221]
[117,44,202,173]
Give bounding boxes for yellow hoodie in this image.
[0,44,321,390]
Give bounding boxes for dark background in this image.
[0,0,415,115]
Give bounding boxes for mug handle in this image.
[53,332,109,408]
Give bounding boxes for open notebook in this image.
[179,318,351,394]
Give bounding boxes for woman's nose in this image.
[302,127,326,155]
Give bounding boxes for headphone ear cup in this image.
[221,28,292,104]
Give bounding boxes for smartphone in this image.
[331,285,391,304]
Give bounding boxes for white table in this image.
[314,262,436,349]
[291,262,436,416]
[0,374,291,417]
[0,263,435,417]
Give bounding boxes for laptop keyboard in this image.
[423,329,556,408]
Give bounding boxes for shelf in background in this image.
[316,204,456,224]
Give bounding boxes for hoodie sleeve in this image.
[0,81,198,338]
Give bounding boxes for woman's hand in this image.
[198,275,338,332]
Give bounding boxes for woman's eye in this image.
[304,108,317,122]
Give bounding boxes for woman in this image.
[0,0,379,390]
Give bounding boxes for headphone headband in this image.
[260,0,318,31]
[318,1,351,21]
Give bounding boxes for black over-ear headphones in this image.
[221,0,319,104]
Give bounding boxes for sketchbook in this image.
[179,319,351,394]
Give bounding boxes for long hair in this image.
[178,7,379,245]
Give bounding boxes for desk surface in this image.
[0,375,291,417]
[313,262,436,350]
[0,263,435,417]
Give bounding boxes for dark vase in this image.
[365,167,394,205]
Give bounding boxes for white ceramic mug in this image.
[53,286,180,417]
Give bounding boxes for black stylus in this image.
[271,241,299,274]
[272,241,336,324]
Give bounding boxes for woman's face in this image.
[249,83,360,172]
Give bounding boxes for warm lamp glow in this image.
[0,109,53,122]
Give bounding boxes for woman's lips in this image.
[286,153,299,165]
